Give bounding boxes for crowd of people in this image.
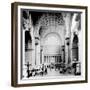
[26,64,48,78]
[25,61,81,78]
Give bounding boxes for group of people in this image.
[25,61,81,78]
[26,64,48,78]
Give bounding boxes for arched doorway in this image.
[42,33,62,66]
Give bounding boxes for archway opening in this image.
[42,33,62,66]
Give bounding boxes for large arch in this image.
[33,13,65,66]
[40,32,62,66]
[34,13,65,44]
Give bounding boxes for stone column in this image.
[50,56,51,63]
[57,56,59,63]
[45,56,47,63]
[44,56,46,63]
[62,13,73,66]
[22,29,26,78]
[49,56,50,63]
[47,56,48,64]
[56,56,57,63]
[48,56,49,63]
[65,37,71,66]
[35,37,40,66]
[40,46,43,64]
[61,45,65,63]
[35,44,37,65]
[55,56,56,63]
[47,56,49,64]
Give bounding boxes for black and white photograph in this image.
[21,9,82,79]
[11,2,87,86]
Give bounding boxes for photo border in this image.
[11,2,88,87]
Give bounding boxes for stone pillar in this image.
[50,56,51,63]
[49,56,50,63]
[56,56,58,63]
[40,46,43,64]
[62,13,73,66]
[65,37,71,66]
[58,56,59,63]
[30,28,35,67]
[56,56,57,63]
[48,56,49,63]
[22,29,26,78]
[57,56,59,63]
[44,56,46,63]
[55,56,56,63]
[61,45,65,63]
[47,56,48,64]
[46,56,47,63]
[47,56,49,64]
[35,44,37,65]
[35,37,40,66]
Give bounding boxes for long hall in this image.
[21,9,82,79]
